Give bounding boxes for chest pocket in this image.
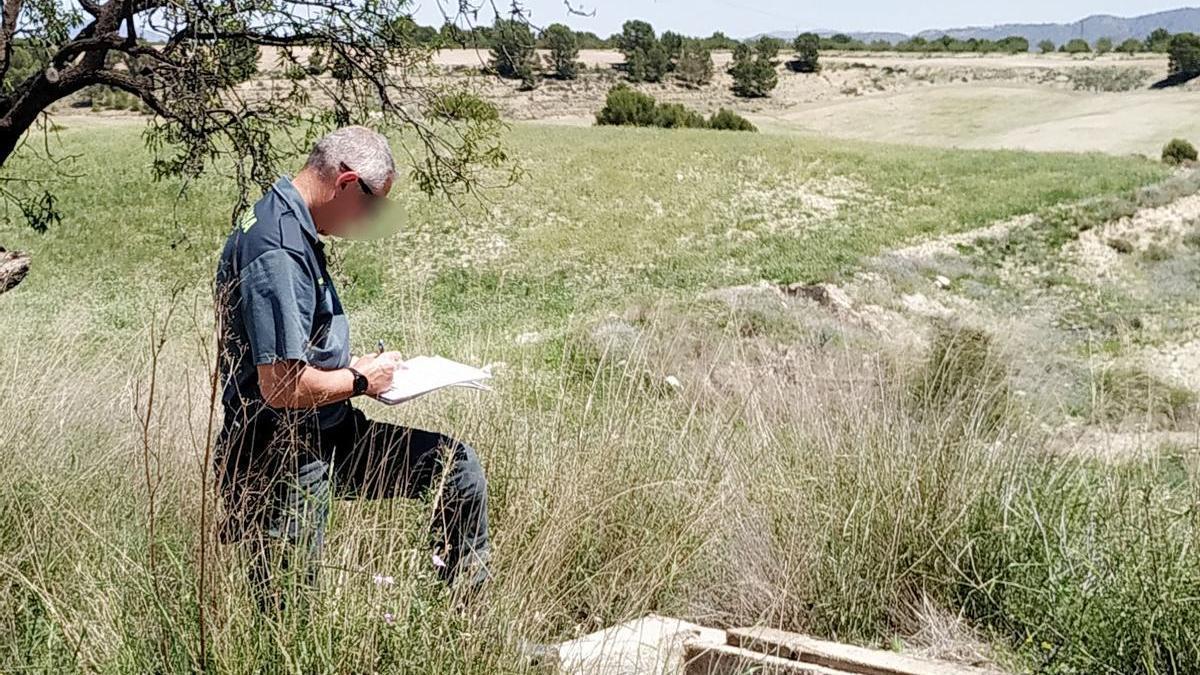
[305,273,351,369]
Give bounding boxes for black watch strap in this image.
[348,367,369,396]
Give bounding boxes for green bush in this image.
[706,108,756,132]
[1061,38,1091,54]
[789,33,821,73]
[1117,38,1143,54]
[1094,36,1114,55]
[1163,138,1198,165]
[595,85,657,126]
[619,20,670,83]
[1038,40,1056,53]
[1168,32,1200,75]
[654,103,706,129]
[428,90,500,122]
[595,87,756,133]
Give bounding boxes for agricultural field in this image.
[4,104,1200,674]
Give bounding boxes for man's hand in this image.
[352,351,406,396]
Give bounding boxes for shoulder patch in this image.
[237,211,257,232]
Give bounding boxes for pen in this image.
[377,339,385,355]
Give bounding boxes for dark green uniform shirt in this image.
[216,176,352,428]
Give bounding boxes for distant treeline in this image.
[393,16,1199,60]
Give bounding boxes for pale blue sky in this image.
[414,1,1190,38]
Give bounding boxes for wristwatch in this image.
[348,368,369,397]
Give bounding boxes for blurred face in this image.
[320,163,393,237]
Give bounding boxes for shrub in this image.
[1094,36,1114,54]
[595,85,657,126]
[1038,40,1056,54]
[654,103,707,129]
[1163,138,1198,165]
[595,87,756,133]
[428,90,500,122]
[707,108,756,132]
[1117,38,1143,54]
[489,17,539,88]
[789,33,821,73]
[1168,32,1200,75]
[1146,28,1172,53]
[1061,38,1091,54]
[674,43,713,88]
[660,31,684,62]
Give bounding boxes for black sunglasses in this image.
[340,162,375,197]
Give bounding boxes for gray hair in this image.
[304,126,395,192]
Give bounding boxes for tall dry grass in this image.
[2,293,1199,673]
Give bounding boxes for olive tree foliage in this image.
[0,0,515,238]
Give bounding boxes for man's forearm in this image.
[259,362,356,409]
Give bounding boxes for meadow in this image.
[1,119,1197,673]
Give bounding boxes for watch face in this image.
[353,370,368,395]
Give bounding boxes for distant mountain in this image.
[915,7,1200,44]
[757,7,1200,48]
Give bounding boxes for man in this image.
[214,126,490,604]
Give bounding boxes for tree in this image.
[1117,38,1142,54]
[729,43,778,98]
[0,0,511,289]
[1168,33,1200,75]
[660,31,684,63]
[619,20,669,82]
[1061,39,1091,54]
[674,43,713,88]
[1146,28,1172,52]
[542,23,579,80]
[789,33,821,73]
[1038,40,1056,54]
[754,37,783,61]
[1095,37,1114,54]
[490,17,539,88]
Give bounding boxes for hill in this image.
[761,7,1200,47]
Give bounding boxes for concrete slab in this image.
[554,615,727,675]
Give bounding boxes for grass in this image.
[1,119,1197,673]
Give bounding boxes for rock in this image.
[934,275,952,290]
[699,282,784,308]
[783,283,854,313]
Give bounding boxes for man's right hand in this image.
[351,351,405,395]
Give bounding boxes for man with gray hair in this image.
[214,126,490,608]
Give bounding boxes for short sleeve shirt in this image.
[216,176,352,428]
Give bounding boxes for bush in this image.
[595,86,756,133]
[428,90,500,122]
[1061,38,1091,54]
[674,43,713,88]
[1038,40,1055,54]
[1117,38,1143,54]
[1163,138,1198,165]
[707,108,756,132]
[654,103,706,129]
[789,33,821,73]
[542,23,579,80]
[1094,36,1114,55]
[1168,32,1200,75]
[489,17,539,88]
[595,85,657,126]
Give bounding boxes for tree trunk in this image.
[0,246,29,294]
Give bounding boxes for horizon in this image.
[412,1,1194,39]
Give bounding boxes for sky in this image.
[411,1,1192,38]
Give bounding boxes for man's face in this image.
[322,164,393,237]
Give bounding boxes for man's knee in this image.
[448,440,487,502]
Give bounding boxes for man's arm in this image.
[257,352,404,409]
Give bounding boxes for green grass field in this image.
[2,120,1197,673]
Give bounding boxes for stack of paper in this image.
[376,355,492,405]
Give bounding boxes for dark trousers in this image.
[214,404,490,604]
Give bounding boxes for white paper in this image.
[375,355,493,405]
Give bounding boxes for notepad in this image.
[375,356,493,405]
